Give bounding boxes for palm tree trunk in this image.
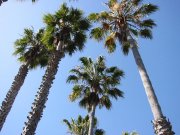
[127,35,174,135]
[88,104,96,135]
[0,64,29,131]
[21,50,64,135]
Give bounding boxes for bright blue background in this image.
[0,0,179,135]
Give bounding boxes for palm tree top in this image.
[42,3,90,55]
[89,0,158,54]
[13,28,49,69]
[67,56,124,110]
[122,131,139,135]
[63,115,105,135]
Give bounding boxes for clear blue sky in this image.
[0,0,179,135]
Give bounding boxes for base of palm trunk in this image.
[152,116,175,135]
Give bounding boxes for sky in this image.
[0,0,179,135]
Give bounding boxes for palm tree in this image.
[0,28,48,132]
[89,0,174,134]
[122,131,139,135]
[63,115,105,135]
[21,3,90,135]
[0,0,36,6]
[67,56,124,135]
[0,0,7,6]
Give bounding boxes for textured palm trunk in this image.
[0,64,29,131]
[88,104,96,135]
[127,35,174,135]
[21,50,64,135]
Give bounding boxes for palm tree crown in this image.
[63,115,105,135]
[89,0,158,54]
[14,28,49,68]
[42,3,90,54]
[67,56,124,111]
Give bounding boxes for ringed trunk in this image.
[88,104,96,135]
[127,35,174,135]
[21,50,64,135]
[0,64,29,131]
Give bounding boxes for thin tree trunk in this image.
[21,50,64,135]
[0,64,29,131]
[127,35,174,135]
[88,104,96,135]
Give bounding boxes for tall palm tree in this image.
[21,4,90,135]
[63,115,105,135]
[0,28,49,131]
[89,0,174,134]
[67,56,124,135]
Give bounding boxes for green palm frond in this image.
[139,19,156,28]
[139,28,152,39]
[107,88,124,99]
[66,75,79,83]
[99,95,112,109]
[134,4,158,17]
[108,0,118,7]
[105,33,116,53]
[69,85,83,102]
[90,27,105,41]
[95,129,105,135]
[80,57,92,67]
[63,119,72,130]
[132,0,142,5]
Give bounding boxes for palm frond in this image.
[99,95,112,109]
[105,33,116,53]
[90,28,105,41]
[107,88,124,99]
[66,75,78,83]
[122,42,131,55]
[134,4,158,17]
[95,129,105,135]
[139,19,156,28]
[139,28,152,39]
[69,85,83,101]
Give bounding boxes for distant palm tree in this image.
[63,115,105,135]
[122,131,139,135]
[0,0,36,6]
[21,3,90,135]
[89,0,174,134]
[67,56,124,135]
[0,0,7,6]
[0,28,49,131]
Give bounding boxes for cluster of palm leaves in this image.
[63,115,105,135]
[0,0,174,135]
